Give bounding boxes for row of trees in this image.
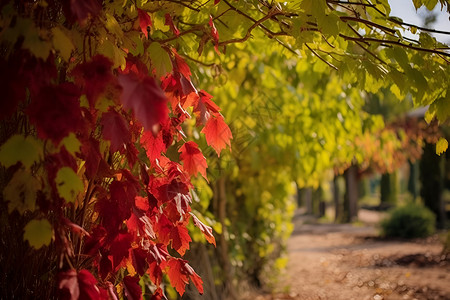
[1,0,449,299]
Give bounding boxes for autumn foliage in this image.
[0,0,232,298]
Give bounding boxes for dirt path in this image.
[249,209,450,300]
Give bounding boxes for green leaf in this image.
[436,138,448,155]
[430,97,450,123]
[55,167,84,203]
[424,0,438,10]
[0,135,43,168]
[319,13,340,37]
[3,167,39,214]
[52,27,74,62]
[148,42,173,78]
[23,219,53,249]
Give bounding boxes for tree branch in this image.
[340,34,450,57]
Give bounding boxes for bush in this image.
[381,203,436,238]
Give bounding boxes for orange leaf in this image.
[201,113,232,156]
[179,141,207,180]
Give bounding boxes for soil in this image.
[243,209,450,300]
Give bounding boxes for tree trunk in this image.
[304,188,313,215]
[213,177,237,299]
[380,171,397,208]
[333,175,340,222]
[420,143,446,229]
[343,164,358,222]
[407,160,418,202]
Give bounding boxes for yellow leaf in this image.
[0,135,43,168]
[436,138,448,156]
[3,167,39,214]
[52,27,74,62]
[24,219,53,249]
[55,167,84,203]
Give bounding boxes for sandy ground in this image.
[245,209,450,300]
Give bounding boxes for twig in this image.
[305,43,338,70]
[339,34,450,57]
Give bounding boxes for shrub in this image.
[381,203,436,238]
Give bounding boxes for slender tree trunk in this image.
[214,177,237,299]
[304,188,313,215]
[408,160,418,202]
[333,175,340,222]
[343,164,358,222]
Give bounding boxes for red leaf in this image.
[201,113,232,156]
[79,136,103,179]
[127,208,156,239]
[154,214,172,245]
[165,13,180,36]
[135,196,149,211]
[151,287,168,300]
[171,50,191,79]
[166,258,203,296]
[170,224,191,255]
[110,233,133,269]
[123,276,143,300]
[147,261,164,286]
[59,269,108,300]
[70,0,102,25]
[27,83,83,145]
[101,109,131,152]
[179,141,207,179]
[131,248,148,276]
[137,9,152,38]
[191,213,215,246]
[141,130,167,163]
[71,55,118,108]
[208,16,220,54]
[166,259,189,296]
[148,243,169,263]
[58,270,79,300]
[192,90,221,125]
[78,269,109,300]
[118,72,168,133]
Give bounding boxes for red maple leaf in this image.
[137,9,152,38]
[141,129,167,163]
[165,13,180,36]
[78,269,109,300]
[193,90,220,125]
[191,213,216,246]
[101,109,131,152]
[179,141,207,180]
[110,232,133,270]
[71,55,118,108]
[148,261,164,286]
[208,16,220,54]
[201,113,232,156]
[123,276,143,300]
[170,223,191,255]
[171,49,191,79]
[118,72,168,133]
[127,208,156,239]
[27,83,83,145]
[166,258,203,296]
[130,248,148,276]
